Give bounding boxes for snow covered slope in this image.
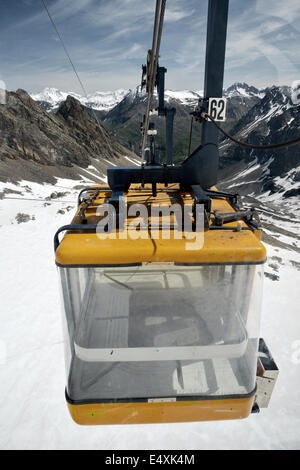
[0,176,299,449]
[30,87,82,108]
[219,85,300,200]
[164,90,202,107]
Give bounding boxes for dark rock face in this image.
[10,82,299,197]
[225,82,261,97]
[283,187,300,198]
[0,90,137,184]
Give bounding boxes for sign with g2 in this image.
[208,98,227,122]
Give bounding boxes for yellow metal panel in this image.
[56,185,266,266]
[67,396,255,425]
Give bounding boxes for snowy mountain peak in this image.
[164,90,202,106]
[225,82,264,99]
[83,89,129,111]
[30,87,129,111]
[31,83,295,116]
[31,87,81,106]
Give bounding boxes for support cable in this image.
[188,116,194,156]
[141,0,167,164]
[40,0,114,157]
[202,112,300,150]
[141,0,162,163]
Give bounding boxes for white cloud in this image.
[3,0,300,92]
[255,0,300,23]
[164,9,195,23]
[122,43,144,60]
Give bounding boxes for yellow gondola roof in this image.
[55,185,266,266]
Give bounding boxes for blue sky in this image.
[0,0,300,94]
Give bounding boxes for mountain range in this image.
[0,89,138,185]
[30,82,271,162]
[100,82,265,160]
[31,82,265,112]
[0,82,299,202]
[31,87,129,113]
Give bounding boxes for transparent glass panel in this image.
[58,263,263,401]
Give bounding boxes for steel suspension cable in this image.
[151,0,166,94]
[141,0,167,164]
[149,0,162,82]
[188,116,194,156]
[140,0,161,164]
[40,0,114,157]
[203,112,300,150]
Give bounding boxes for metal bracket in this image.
[255,338,279,409]
[156,66,167,116]
[213,208,255,227]
[189,184,212,228]
[191,97,209,123]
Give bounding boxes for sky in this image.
[0,0,300,94]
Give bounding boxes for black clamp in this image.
[191,98,209,123]
[189,185,212,229]
[213,208,256,227]
[141,64,147,90]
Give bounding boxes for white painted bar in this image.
[74,340,248,363]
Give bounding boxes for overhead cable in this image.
[40,0,114,156]
[141,0,167,164]
[203,112,300,150]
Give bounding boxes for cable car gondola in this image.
[54,0,278,425]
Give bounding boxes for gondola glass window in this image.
[58,263,263,402]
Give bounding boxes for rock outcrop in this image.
[0,89,138,184]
